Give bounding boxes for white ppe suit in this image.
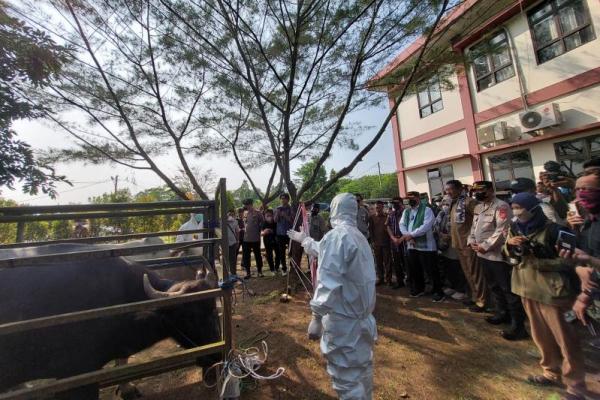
[175,213,204,243]
[296,193,377,400]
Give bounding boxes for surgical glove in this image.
[307,315,323,341]
[287,229,307,243]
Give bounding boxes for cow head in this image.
[142,271,221,350]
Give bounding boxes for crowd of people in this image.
[225,157,600,400]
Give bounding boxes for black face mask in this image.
[474,192,487,201]
[408,199,418,207]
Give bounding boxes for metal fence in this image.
[0,178,233,399]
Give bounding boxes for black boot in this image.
[485,313,511,325]
[501,324,529,341]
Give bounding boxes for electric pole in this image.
[377,162,382,188]
[111,175,119,195]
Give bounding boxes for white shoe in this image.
[281,270,288,276]
[443,288,456,296]
[451,292,467,301]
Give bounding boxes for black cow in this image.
[0,244,221,399]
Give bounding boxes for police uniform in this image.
[468,197,525,330]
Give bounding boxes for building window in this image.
[417,77,443,118]
[471,31,515,91]
[488,150,535,191]
[528,0,595,64]
[554,134,600,176]
[427,165,454,197]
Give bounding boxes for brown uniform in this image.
[450,196,488,306]
[369,212,391,284]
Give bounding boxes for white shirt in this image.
[399,206,437,252]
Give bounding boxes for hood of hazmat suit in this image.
[300,193,377,400]
[175,213,204,243]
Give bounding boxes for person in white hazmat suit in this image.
[288,193,377,400]
[173,213,204,256]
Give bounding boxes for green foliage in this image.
[0,2,69,197]
[338,173,399,199]
[231,180,261,206]
[0,197,17,243]
[295,160,338,203]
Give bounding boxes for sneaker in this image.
[281,270,288,277]
[244,274,251,280]
[409,291,425,298]
[451,292,467,301]
[432,293,445,303]
[258,273,264,278]
[443,288,456,296]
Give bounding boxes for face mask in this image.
[408,199,418,207]
[577,188,600,214]
[442,205,450,213]
[474,192,487,201]
[194,214,203,223]
[513,208,533,222]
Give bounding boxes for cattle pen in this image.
[0,179,233,400]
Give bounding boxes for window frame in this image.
[426,164,454,197]
[554,134,600,176]
[416,76,444,119]
[470,30,516,92]
[488,150,535,192]
[527,0,596,65]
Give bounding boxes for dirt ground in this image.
[101,269,600,400]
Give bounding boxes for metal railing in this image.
[0,178,233,399]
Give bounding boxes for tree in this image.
[161,0,454,204]
[295,159,337,203]
[231,180,260,205]
[338,173,399,199]
[16,0,222,200]
[0,1,69,197]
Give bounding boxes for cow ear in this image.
[196,269,206,280]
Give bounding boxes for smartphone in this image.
[567,202,580,218]
[557,230,577,252]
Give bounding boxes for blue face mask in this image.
[194,214,203,223]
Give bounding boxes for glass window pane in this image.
[590,135,600,153]
[489,31,507,46]
[564,26,594,51]
[530,4,553,23]
[430,86,441,102]
[514,166,535,181]
[477,74,494,91]
[420,106,432,118]
[559,2,586,33]
[560,160,585,177]
[440,165,454,177]
[418,89,429,107]
[538,41,564,63]
[429,179,443,198]
[473,55,490,78]
[491,47,511,68]
[556,139,585,156]
[495,65,515,83]
[431,100,443,113]
[533,16,560,46]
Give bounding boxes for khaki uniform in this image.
[450,197,487,306]
[369,212,391,283]
[504,224,586,397]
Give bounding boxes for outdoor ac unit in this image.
[519,103,562,133]
[477,121,508,147]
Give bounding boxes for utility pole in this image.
[111,175,119,195]
[377,162,382,188]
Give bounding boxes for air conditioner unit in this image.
[477,121,508,147]
[519,103,562,133]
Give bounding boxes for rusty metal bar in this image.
[0,228,210,249]
[0,240,216,268]
[0,341,225,400]
[0,200,212,215]
[0,207,207,223]
[0,288,223,335]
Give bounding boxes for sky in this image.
[4,105,397,205]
